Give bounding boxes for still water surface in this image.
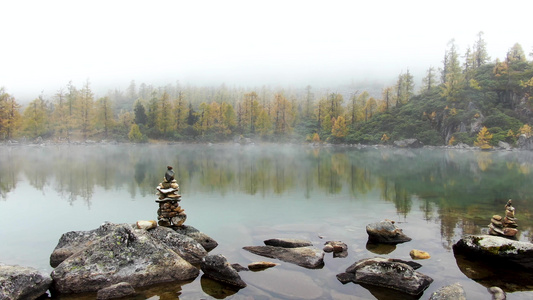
[1,144,533,299]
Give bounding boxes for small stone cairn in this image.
[156,166,186,227]
[489,199,518,238]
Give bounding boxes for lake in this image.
[1,143,533,299]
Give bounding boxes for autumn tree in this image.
[158,92,173,137]
[95,96,115,139]
[474,126,493,149]
[272,93,294,135]
[173,91,188,134]
[51,88,69,140]
[0,88,21,140]
[22,96,50,139]
[331,116,348,139]
[473,31,490,68]
[78,80,95,140]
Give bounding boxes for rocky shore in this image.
[2,213,532,300]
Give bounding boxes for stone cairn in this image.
[156,166,186,227]
[489,199,518,238]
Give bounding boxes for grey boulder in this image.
[0,264,52,300]
[50,223,199,294]
[429,283,467,300]
[243,245,324,269]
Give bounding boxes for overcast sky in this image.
[1,0,532,102]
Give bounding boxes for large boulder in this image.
[393,139,423,148]
[366,219,412,244]
[517,134,533,150]
[50,223,199,294]
[243,245,324,269]
[200,254,246,289]
[148,226,207,265]
[453,234,533,270]
[0,264,52,300]
[336,257,433,296]
[173,225,218,251]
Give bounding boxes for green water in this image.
[1,144,532,299]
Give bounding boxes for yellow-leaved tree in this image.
[474,126,493,150]
[332,116,347,138]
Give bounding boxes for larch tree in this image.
[173,91,188,134]
[95,96,115,139]
[331,116,348,138]
[421,67,437,93]
[473,31,490,68]
[272,93,294,135]
[51,88,69,140]
[440,40,465,104]
[133,99,148,126]
[78,80,95,140]
[22,96,50,139]
[158,92,173,137]
[474,126,493,149]
[0,88,21,140]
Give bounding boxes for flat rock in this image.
[366,220,412,244]
[0,264,52,300]
[173,225,218,251]
[51,223,199,294]
[429,283,467,300]
[243,245,324,269]
[264,238,313,248]
[338,257,433,296]
[96,282,136,300]
[453,234,533,270]
[200,254,246,289]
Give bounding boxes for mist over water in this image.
[1,144,533,299]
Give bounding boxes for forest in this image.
[1,33,533,147]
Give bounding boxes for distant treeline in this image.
[1,32,533,146]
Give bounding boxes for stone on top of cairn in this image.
[156,166,186,227]
[489,199,518,238]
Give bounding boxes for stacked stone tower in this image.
[489,199,518,238]
[156,166,187,227]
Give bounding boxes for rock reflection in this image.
[365,241,396,255]
[200,275,240,299]
[454,253,533,292]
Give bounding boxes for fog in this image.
[1,0,532,102]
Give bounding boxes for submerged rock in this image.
[247,261,279,271]
[366,219,412,244]
[453,234,533,270]
[96,282,136,300]
[243,245,324,269]
[429,283,467,300]
[337,257,433,296]
[200,254,246,289]
[264,238,313,248]
[50,223,199,294]
[0,264,52,300]
[393,139,423,148]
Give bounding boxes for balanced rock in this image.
[366,219,412,244]
[200,254,246,289]
[51,223,199,294]
[489,200,519,238]
[337,257,433,296]
[0,264,52,300]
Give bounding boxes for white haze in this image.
[1,0,532,102]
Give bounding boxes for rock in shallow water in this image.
[366,219,412,244]
[453,234,533,270]
[96,282,136,300]
[200,254,246,289]
[428,283,466,300]
[263,238,313,248]
[337,257,433,296]
[0,264,52,300]
[243,245,324,269]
